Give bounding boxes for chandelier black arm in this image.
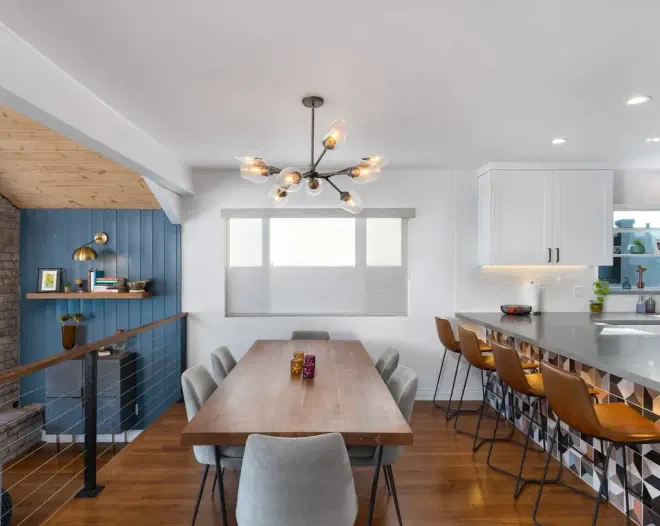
[324,176,344,195]
[316,167,352,178]
[311,148,327,172]
[268,166,283,175]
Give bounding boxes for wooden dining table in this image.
[181,339,414,526]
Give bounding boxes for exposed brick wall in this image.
[0,196,19,405]
[0,197,43,462]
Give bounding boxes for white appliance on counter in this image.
[524,280,543,314]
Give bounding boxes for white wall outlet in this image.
[573,285,585,298]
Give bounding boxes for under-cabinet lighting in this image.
[627,95,651,105]
[481,265,588,269]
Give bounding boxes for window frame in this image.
[223,209,414,317]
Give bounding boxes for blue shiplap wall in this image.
[20,209,181,428]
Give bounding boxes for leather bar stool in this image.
[454,327,538,452]
[487,342,598,500]
[534,362,660,525]
[432,317,492,420]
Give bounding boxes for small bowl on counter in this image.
[500,305,532,316]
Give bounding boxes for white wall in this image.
[181,168,660,400]
[182,168,486,400]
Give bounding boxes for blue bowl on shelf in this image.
[615,219,635,228]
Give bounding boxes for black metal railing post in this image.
[75,350,104,498]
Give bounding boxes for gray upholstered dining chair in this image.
[236,433,357,526]
[348,365,418,526]
[181,364,244,526]
[375,347,399,384]
[210,346,237,383]
[291,330,330,340]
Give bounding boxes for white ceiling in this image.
[2,0,660,170]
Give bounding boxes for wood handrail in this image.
[0,312,189,386]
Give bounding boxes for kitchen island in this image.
[455,311,660,524]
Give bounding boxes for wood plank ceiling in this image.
[0,105,160,209]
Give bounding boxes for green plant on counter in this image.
[58,314,72,325]
[72,313,84,324]
[593,279,611,304]
[634,238,645,248]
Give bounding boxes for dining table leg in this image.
[367,445,384,526]
[214,446,228,526]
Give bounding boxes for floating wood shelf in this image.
[26,292,152,300]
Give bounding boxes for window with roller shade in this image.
[224,209,413,316]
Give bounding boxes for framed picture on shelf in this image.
[37,268,62,293]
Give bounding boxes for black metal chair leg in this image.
[387,465,403,526]
[590,443,614,526]
[210,470,217,496]
[432,348,448,409]
[532,424,559,524]
[453,364,472,430]
[623,445,631,526]
[214,447,228,526]
[191,464,209,526]
[383,466,392,496]
[366,446,383,526]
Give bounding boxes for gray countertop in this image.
[455,312,660,391]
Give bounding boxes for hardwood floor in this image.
[45,401,624,525]
[2,441,123,525]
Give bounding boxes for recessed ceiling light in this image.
[627,95,651,105]
[551,137,567,145]
[647,137,660,143]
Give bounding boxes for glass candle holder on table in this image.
[291,358,303,376]
[303,354,316,379]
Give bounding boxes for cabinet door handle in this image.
[556,248,560,263]
[548,248,552,263]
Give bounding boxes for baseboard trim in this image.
[416,388,483,401]
[42,430,144,444]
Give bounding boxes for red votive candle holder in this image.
[303,355,316,379]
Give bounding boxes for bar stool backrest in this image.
[457,327,490,369]
[491,342,531,395]
[435,317,460,351]
[541,362,604,438]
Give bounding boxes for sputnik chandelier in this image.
[237,96,389,214]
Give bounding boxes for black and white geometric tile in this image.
[485,329,660,526]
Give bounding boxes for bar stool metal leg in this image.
[435,353,484,421]
[432,348,448,408]
[532,424,560,525]
[623,445,631,526]
[590,442,614,526]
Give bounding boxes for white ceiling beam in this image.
[144,178,182,225]
[0,22,192,195]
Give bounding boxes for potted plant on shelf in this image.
[630,238,646,254]
[58,314,76,350]
[590,279,611,313]
[64,283,71,293]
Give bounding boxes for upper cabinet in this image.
[478,164,613,266]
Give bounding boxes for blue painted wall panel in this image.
[20,209,182,428]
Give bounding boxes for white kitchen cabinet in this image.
[478,164,613,266]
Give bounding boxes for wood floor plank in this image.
[44,402,623,525]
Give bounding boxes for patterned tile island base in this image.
[484,328,660,526]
